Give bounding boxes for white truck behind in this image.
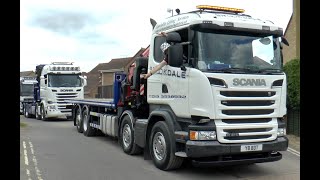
[20,76,37,115]
[24,62,87,120]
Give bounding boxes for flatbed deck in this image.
[64,98,116,108]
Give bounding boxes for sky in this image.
[20,0,293,73]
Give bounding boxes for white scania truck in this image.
[23,62,87,120]
[66,5,289,170]
[20,76,38,114]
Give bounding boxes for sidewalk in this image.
[286,134,300,152]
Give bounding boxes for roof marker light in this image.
[196,5,245,13]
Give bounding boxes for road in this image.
[20,115,300,180]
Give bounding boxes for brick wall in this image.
[282,0,300,64]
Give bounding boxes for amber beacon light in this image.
[196,5,245,13]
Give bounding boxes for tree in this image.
[283,59,300,110]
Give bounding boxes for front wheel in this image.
[149,121,183,170]
[41,105,47,121]
[82,108,95,137]
[119,116,142,155]
[35,104,41,120]
[75,108,83,133]
[24,106,30,118]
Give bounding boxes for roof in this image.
[84,48,148,96]
[84,57,132,93]
[20,71,36,77]
[124,47,147,73]
[153,11,281,34]
[89,57,132,74]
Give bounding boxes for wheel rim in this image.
[152,132,166,161]
[76,110,81,128]
[36,105,39,118]
[122,124,131,148]
[41,107,44,119]
[83,113,88,131]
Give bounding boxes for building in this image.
[282,0,300,64]
[20,71,36,77]
[98,48,146,98]
[84,48,146,98]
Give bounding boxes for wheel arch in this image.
[118,110,135,137]
[145,110,181,155]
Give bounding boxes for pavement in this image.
[286,134,300,152]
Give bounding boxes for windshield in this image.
[193,30,282,74]
[48,74,81,87]
[20,84,34,96]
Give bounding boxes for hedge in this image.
[283,58,300,110]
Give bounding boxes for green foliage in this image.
[283,59,300,109]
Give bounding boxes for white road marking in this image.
[26,168,32,180]
[28,141,44,180]
[23,141,29,165]
[287,147,300,157]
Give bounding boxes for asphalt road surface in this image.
[20,115,300,180]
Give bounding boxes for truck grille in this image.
[222,109,274,115]
[56,93,78,112]
[220,91,276,97]
[218,90,277,117]
[215,118,278,143]
[224,135,272,140]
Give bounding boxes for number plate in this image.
[240,144,263,152]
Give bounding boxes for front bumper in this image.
[185,137,288,166]
[46,109,71,118]
[186,137,288,157]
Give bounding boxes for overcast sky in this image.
[20,0,293,73]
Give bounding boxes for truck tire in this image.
[41,105,48,121]
[149,121,183,170]
[82,108,95,137]
[75,108,83,133]
[35,104,41,120]
[119,116,142,155]
[24,106,30,118]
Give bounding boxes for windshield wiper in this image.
[253,68,282,74]
[213,67,251,73]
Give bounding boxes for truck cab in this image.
[20,76,37,114]
[141,5,288,168]
[36,62,87,120]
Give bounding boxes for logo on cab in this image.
[233,78,266,86]
[60,89,73,92]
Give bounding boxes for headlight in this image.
[48,105,56,110]
[277,128,286,136]
[190,131,216,140]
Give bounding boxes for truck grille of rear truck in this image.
[56,93,78,113]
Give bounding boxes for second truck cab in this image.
[35,62,87,120]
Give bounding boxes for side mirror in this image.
[167,44,183,68]
[166,32,181,44]
[40,76,47,85]
[281,36,289,46]
[83,79,87,87]
[80,76,87,87]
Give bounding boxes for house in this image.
[282,0,300,64]
[84,58,131,98]
[98,48,146,98]
[84,47,146,98]
[20,71,36,77]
